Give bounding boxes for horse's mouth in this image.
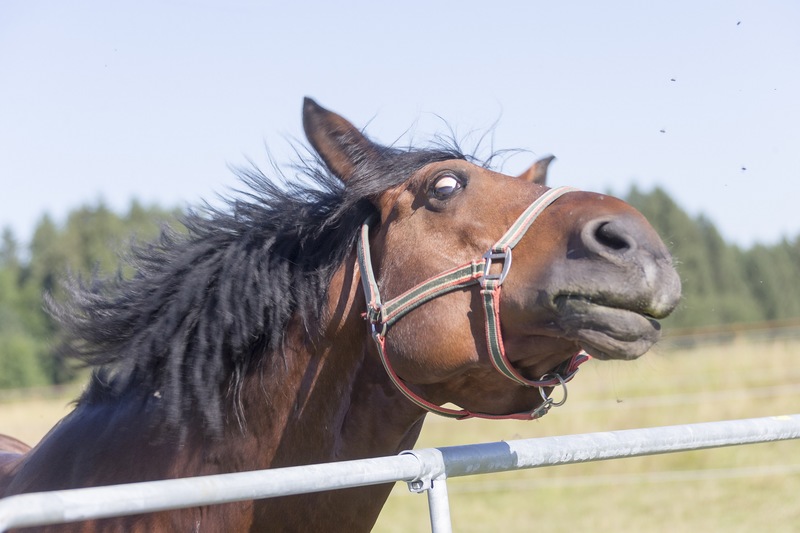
[553,295,663,360]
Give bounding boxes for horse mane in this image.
[52,141,470,434]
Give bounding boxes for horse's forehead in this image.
[412,158,489,175]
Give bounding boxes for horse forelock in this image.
[55,141,470,436]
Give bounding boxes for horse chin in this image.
[554,295,662,361]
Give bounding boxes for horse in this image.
[0,98,681,531]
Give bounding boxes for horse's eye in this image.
[431,174,463,199]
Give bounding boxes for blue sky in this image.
[1,1,799,248]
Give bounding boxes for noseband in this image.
[357,186,589,420]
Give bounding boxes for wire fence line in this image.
[578,382,800,411]
[1,414,799,532]
[662,318,800,347]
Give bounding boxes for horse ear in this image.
[517,155,556,185]
[302,97,380,182]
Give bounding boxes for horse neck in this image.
[231,252,427,471]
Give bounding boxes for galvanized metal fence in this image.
[1,413,799,532]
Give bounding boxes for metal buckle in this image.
[481,248,512,287]
[530,397,554,419]
[366,304,387,339]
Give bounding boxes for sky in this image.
[1,1,799,249]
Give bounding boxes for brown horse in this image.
[0,98,681,531]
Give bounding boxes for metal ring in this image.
[538,373,568,407]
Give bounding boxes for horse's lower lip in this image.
[553,295,662,360]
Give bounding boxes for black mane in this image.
[54,142,468,433]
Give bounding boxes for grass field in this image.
[1,336,798,531]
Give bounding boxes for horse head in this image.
[304,98,681,419]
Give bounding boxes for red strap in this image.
[371,331,585,420]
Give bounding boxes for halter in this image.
[357,186,590,420]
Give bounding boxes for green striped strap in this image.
[481,186,580,386]
[492,186,578,252]
[357,216,386,330]
[382,262,483,327]
[482,285,583,387]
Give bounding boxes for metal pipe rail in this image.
[2,414,799,532]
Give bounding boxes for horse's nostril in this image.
[595,221,631,252]
[580,218,637,257]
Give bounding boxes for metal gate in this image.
[1,414,799,532]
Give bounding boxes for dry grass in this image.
[1,337,798,531]
[0,383,83,446]
[376,336,800,532]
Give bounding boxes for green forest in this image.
[0,201,182,388]
[1,188,798,389]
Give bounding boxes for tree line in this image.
[626,187,800,328]
[1,189,799,389]
[0,201,181,388]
